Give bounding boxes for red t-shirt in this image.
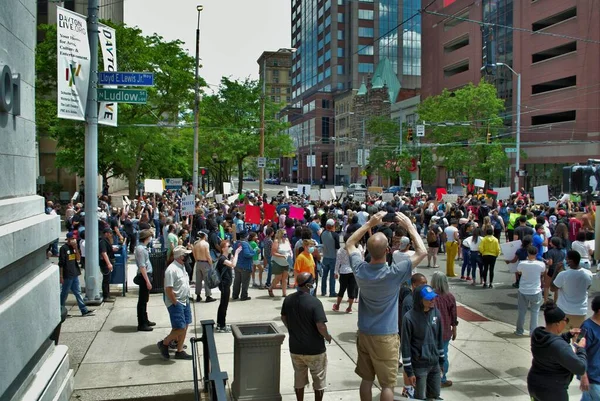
[568,218,582,241]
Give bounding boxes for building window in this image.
[532,76,576,95]
[325,32,331,44]
[322,119,331,143]
[275,96,281,103]
[322,99,330,108]
[531,110,576,125]
[444,35,469,53]
[337,30,344,40]
[325,67,331,78]
[532,7,577,31]
[338,13,344,22]
[358,63,374,73]
[358,10,374,20]
[325,50,331,61]
[358,27,374,37]
[337,48,344,57]
[443,60,468,77]
[337,65,344,74]
[358,45,374,55]
[532,42,576,63]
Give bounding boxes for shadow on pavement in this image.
[483,302,517,311]
[110,325,138,333]
[337,331,358,344]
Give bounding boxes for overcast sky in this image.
[124,0,291,91]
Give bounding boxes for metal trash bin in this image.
[231,322,285,401]
[149,249,167,293]
[110,244,128,296]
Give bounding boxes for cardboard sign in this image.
[500,240,522,261]
[297,184,311,196]
[493,187,511,201]
[289,206,305,220]
[227,194,238,203]
[533,185,549,204]
[442,194,458,203]
[354,191,366,202]
[245,205,261,224]
[474,179,486,188]
[144,179,164,194]
[382,193,394,202]
[223,182,232,195]
[334,186,344,194]
[331,188,337,200]
[410,180,421,195]
[215,194,223,203]
[310,189,321,200]
[368,186,383,194]
[181,195,195,216]
[284,186,290,199]
[320,188,332,201]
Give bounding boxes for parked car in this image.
[384,186,402,194]
[346,183,368,194]
[265,177,281,185]
[243,177,256,181]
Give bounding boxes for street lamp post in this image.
[335,163,343,186]
[485,62,521,192]
[192,5,204,195]
[259,48,296,197]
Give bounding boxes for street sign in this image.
[98,71,154,86]
[505,147,517,153]
[416,124,425,137]
[97,89,147,104]
[257,157,266,168]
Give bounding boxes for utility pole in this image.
[362,119,366,184]
[192,5,203,195]
[84,0,101,304]
[398,118,403,186]
[309,140,313,185]
[259,58,266,196]
[514,72,522,193]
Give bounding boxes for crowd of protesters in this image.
[50,181,599,400]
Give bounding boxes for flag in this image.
[486,189,498,200]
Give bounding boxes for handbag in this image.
[134,272,152,286]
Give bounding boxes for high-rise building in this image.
[258,50,294,107]
[290,0,422,184]
[422,0,600,190]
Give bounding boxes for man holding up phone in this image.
[580,295,600,400]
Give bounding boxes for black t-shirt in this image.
[99,237,115,267]
[281,291,327,355]
[208,231,221,255]
[514,225,534,241]
[216,255,232,287]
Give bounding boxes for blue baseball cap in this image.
[420,285,438,301]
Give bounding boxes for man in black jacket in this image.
[59,232,93,316]
[401,284,444,400]
[99,227,116,302]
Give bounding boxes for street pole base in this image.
[84,296,103,306]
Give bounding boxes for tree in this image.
[36,22,200,197]
[417,80,512,185]
[200,77,294,193]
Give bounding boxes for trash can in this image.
[231,322,285,401]
[110,244,128,296]
[149,249,167,293]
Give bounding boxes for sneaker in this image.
[147,321,156,326]
[345,307,353,314]
[489,283,494,288]
[512,282,519,288]
[169,340,188,350]
[157,341,170,359]
[332,304,340,312]
[402,386,415,399]
[252,282,258,288]
[240,297,252,301]
[460,276,466,280]
[482,283,488,288]
[466,277,472,281]
[441,380,453,388]
[196,295,202,302]
[216,326,232,333]
[82,310,94,317]
[513,331,525,336]
[137,325,154,332]
[205,296,216,303]
[174,351,193,360]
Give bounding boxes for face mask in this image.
[296,283,315,296]
[308,246,315,254]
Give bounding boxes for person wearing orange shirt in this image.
[295,239,317,295]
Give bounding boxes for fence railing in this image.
[191,319,228,401]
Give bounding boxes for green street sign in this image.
[97,88,148,104]
[505,147,517,153]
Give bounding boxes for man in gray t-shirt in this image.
[320,219,340,297]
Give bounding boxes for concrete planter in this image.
[231,322,286,401]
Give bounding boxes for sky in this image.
[124,0,291,92]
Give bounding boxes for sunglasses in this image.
[564,317,570,324]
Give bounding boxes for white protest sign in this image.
[310,189,321,200]
[227,194,238,203]
[474,179,486,188]
[284,186,290,199]
[181,195,195,216]
[354,192,366,202]
[57,7,90,121]
[223,182,232,194]
[335,186,344,194]
[123,195,131,205]
[144,179,164,194]
[320,188,332,201]
[382,193,394,202]
[493,187,511,201]
[560,193,570,203]
[215,194,223,203]
[410,180,421,194]
[533,185,549,204]
[205,189,214,198]
[331,188,337,200]
[548,201,557,208]
[442,194,458,203]
[297,185,311,196]
[500,240,522,261]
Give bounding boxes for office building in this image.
[258,50,294,106]
[290,0,422,184]
[422,0,600,190]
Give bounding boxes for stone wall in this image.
[0,0,71,400]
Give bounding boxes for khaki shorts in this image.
[290,352,327,390]
[355,332,400,388]
[562,314,587,333]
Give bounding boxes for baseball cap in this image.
[326,219,335,227]
[558,210,566,217]
[66,232,74,239]
[173,246,192,259]
[399,236,410,251]
[420,285,438,301]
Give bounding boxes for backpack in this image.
[427,227,438,243]
[205,262,221,289]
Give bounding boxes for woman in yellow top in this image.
[479,227,501,288]
[294,239,317,293]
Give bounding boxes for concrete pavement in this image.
[58,254,591,401]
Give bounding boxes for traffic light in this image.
[407,127,413,142]
[200,167,208,176]
[486,128,491,144]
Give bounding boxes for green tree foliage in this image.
[417,80,511,185]
[36,22,200,197]
[200,77,294,193]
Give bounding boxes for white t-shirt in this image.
[444,226,459,242]
[463,236,482,252]
[571,241,592,262]
[517,260,546,295]
[553,268,594,315]
[164,261,190,307]
[392,250,414,266]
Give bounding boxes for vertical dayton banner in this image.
[57,7,90,121]
[98,24,118,126]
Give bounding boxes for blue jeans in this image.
[321,257,336,297]
[442,340,450,383]
[581,383,600,401]
[460,247,470,276]
[413,364,441,400]
[60,276,88,314]
[469,251,482,281]
[265,257,272,287]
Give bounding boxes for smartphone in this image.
[576,328,587,343]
